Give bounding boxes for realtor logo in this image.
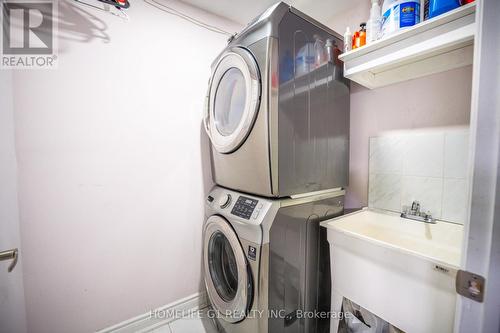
[1,0,57,68]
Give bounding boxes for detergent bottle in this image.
[428,0,460,19]
[381,0,420,38]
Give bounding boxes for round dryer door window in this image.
[203,215,252,323]
[208,47,260,154]
[214,68,247,137]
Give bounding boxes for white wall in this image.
[0,71,28,333]
[11,1,240,332]
[327,3,472,209]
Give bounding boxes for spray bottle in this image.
[367,0,381,43]
[343,27,352,53]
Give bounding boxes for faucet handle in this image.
[411,201,420,213]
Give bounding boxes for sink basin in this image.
[321,208,464,333]
[324,208,463,268]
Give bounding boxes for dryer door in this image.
[205,47,260,154]
[203,215,252,323]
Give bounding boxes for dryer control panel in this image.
[231,196,258,220]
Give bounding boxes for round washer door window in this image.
[203,215,252,323]
[208,47,260,154]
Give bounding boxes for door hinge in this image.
[456,269,485,302]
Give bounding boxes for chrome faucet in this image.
[401,201,436,223]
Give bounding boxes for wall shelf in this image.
[338,3,476,89]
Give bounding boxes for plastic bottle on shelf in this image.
[343,27,352,53]
[381,0,421,38]
[367,0,381,43]
[359,23,367,47]
[428,0,460,19]
[353,23,367,49]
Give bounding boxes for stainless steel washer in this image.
[203,186,345,333]
[204,215,252,324]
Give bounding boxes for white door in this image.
[0,70,27,333]
[454,0,500,332]
[203,47,260,154]
[203,215,252,323]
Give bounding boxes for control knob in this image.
[219,194,231,208]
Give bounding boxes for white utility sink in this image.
[321,208,464,333]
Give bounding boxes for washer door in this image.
[203,215,252,323]
[206,47,260,154]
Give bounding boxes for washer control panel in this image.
[218,194,232,208]
[206,187,271,225]
[231,196,258,220]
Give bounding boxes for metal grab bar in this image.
[0,248,18,272]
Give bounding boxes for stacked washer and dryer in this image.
[202,3,349,333]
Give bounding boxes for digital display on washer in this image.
[231,196,258,220]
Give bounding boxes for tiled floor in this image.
[150,308,219,333]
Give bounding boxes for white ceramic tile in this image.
[403,132,444,178]
[368,173,402,212]
[368,129,468,224]
[369,135,406,174]
[444,129,469,179]
[169,315,218,333]
[442,179,468,224]
[401,176,443,218]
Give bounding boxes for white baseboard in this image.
[96,292,208,333]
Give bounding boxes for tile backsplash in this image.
[368,128,469,224]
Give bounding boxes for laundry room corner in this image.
[325,5,472,210]
[1,1,499,333]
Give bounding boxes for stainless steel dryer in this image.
[203,2,350,198]
[203,186,345,333]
